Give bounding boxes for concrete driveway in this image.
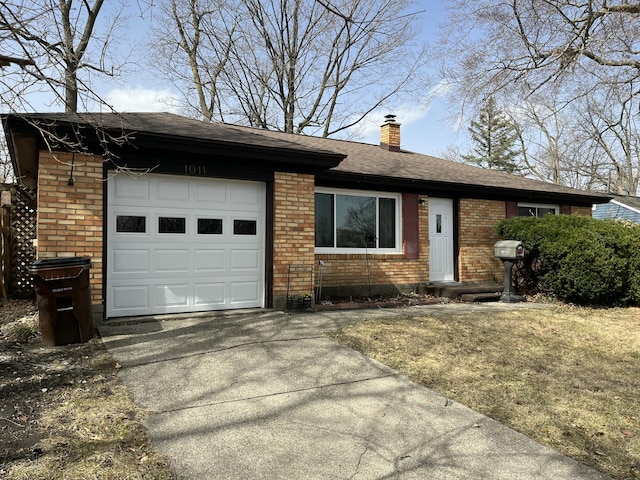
[99,303,610,480]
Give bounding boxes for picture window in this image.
[315,189,400,253]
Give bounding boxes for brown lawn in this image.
[333,305,640,480]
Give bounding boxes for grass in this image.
[1,299,175,480]
[332,305,640,480]
[2,340,175,480]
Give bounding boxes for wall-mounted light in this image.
[418,198,426,206]
[67,153,75,186]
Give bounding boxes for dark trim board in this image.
[315,172,605,206]
[104,155,276,183]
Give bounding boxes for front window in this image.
[315,189,401,253]
[518,203,558,218]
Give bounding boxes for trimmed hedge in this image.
[495,215,640,306]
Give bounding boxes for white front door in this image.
[429,197,455,282]
[106,172,265,318]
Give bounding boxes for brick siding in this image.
[458,198,504,283]
[272,172,316,306]
[36,151,103,306]
[315,197,595,294]
[572,205,593,217]
[32,151,596,312]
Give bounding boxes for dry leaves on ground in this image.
[0,299,175,480]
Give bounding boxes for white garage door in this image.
[106,173,265,318]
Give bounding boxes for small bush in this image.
[496,214,640,306]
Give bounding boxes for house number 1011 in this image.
[184,164,206,175]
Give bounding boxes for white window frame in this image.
[314,187,403,255]
[518,202,559,218]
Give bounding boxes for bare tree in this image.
[439,0,640,105]
[508,98,576,186]
[0,0,132,113]
[150,0,429,136]
[576,85,640,195]
[437,0,640,194]
[0,1,159,177]
[0,136,16,183]
[505,90,640,194]
[149,0,237,123]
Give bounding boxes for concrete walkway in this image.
[99,303,611,480]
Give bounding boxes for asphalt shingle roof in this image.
[612,195,640,212]
[5,111,611,202]
[196,114,609,201]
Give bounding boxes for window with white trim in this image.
[315,188,402,253]
[518,203,558,218]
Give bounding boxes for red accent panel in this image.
[560,205,571,215]
[403,193,419,259]
[506,201,518,218]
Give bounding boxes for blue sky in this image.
[95,0,463,157]
[347,0,464,156]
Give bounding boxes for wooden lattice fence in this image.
[1,184,36,299]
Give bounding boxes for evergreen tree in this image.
[462,97,523,174]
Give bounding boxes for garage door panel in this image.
[112,285,149,311]
[230,249,260,270]
[194,283,226,305]
[195,181,226,204]
[113,249,149,273]
[107,173,265,318]
[156,249,190,273]
[231,183,261,206]
[155,284,189,308]
[113,176,150,202]
[230,281,261,304]
[194,250,226,271]
[156,178,189,203]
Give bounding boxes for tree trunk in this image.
[64,65,78,113]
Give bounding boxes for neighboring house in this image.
[592,195,640,223]
[3,112,610,320]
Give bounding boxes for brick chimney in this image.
[380,114,400,152]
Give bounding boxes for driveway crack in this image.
[121,335,327,368]
[348,443,370,480]
[154,373,399,414]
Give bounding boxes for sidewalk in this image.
[99,303,611,480]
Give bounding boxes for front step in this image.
[460,292,503,302]
[424,283,503,302]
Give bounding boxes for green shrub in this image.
[623,222,640,304]
[495,214,640,306]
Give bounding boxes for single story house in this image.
[3,112,610,320]
[592,195,640,223]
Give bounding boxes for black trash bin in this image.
[29,257,93,347]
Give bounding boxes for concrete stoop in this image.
[425,282,504,302]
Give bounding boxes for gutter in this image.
[315,171,612,206]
